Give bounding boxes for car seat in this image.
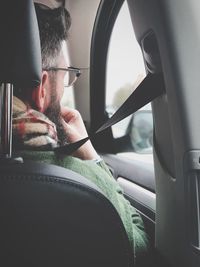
[0,0,133,266]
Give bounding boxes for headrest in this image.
[0,0,41,89]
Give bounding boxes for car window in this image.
[61,43,75,109]
[106,1,153,156]
[61,85,75,108]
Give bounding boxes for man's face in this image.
[44,46,69,144]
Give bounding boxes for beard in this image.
[44,91,67,146]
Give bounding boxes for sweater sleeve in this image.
[92,160,150,264]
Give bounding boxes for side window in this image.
[61,83,75,108]
[106,2,153,156]
[61,43,75,109]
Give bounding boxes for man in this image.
[13,2,149,265]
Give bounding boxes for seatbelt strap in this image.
[54,73,165,155]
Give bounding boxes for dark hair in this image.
[35,4,71,68]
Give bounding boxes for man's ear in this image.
[32,71,49,112]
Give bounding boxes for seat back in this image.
[0,161,133,266]
[0,1,133,266]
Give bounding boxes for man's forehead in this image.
[34,0,64,9]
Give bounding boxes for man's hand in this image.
[61,106,99,160]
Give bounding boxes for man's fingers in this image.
[61,106,74,121]
[61,106,81,123]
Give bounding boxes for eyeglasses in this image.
[43,67,82,87]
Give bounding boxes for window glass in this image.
[61,43,75,109]
[61,86,75,108]
[106,2,153,155]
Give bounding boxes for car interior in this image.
[0,0,200,266]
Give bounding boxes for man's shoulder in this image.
[15,150,107,176]
[16,150,117,197]
[16,150,84,166]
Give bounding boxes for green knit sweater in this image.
[19,151,149,265]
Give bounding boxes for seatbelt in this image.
[55,73,165,155]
